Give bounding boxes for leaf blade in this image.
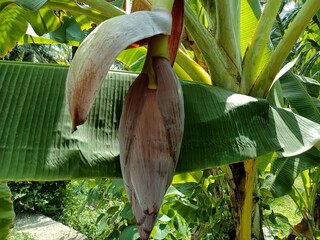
[2,61,320,180]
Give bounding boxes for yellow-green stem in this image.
[250,0,320,98]
[301,170,310,207]
[141,0,175,89]
[290,184,308,211]
[184,3,240,92]
[239,160,257,240]
[143,34,169,89]
[148,34,169,59]
[216,0,242,73]
[175,49,212,84]
[309,168,320,222]
[240,0,282,95]
[152,0,175,12]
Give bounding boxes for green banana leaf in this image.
[0,182,15,240]
[280,71,320,123]
[1,60,320,181]
[0,2,64,56]
[262,147,320,197]
[48,16,86,45]
[260,72,320,198]
[0,0,47,11]
[0,0,121,57]
[0,4,28,56]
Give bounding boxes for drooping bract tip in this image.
[71,123,77,133]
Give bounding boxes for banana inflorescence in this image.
[119,57,184,239]
[66,1,184,238]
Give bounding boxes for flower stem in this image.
[152,0,175,12]
[143,35,169,89]
[143,0,175,89]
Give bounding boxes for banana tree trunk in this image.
[227,160,263,240]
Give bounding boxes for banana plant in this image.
[1,0,320,239]
[65,0,319,237]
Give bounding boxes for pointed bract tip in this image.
[138,225,152,240]
[71,123,77,133]
[138,219,156,240]
[71,108,86,133]
[136,210,158,240]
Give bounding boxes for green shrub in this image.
[59,170,235,239]
[8,181,69,218]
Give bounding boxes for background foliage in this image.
[0,0,320,239]
[8,181,68,218]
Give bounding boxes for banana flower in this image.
[66,1,184,239]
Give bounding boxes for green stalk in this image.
[142,0,175,89]
[152,0,174,11]
[143,35,169,89]
[240,0,282,95]
[309,168,320,217]
[239,160,256,240]
[184,3,240,92]
[215,0,242,73]
[148,34,169,58]
[175,49,212,84]
[250,0,320,98]
[301,170,310,207]
[172,61,192,81]
[290,184,308,212]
